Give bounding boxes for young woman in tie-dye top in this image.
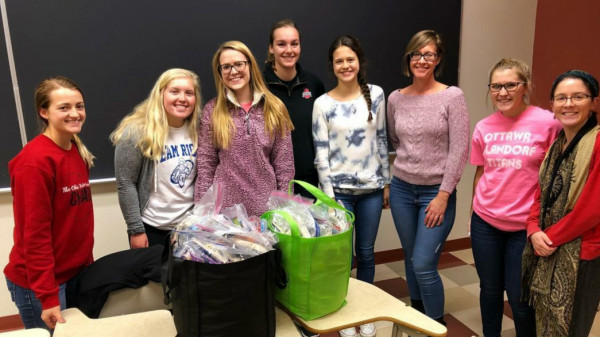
[312,35,389,337]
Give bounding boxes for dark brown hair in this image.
[329,35,373,122]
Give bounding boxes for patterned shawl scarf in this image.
[522,119,599,337]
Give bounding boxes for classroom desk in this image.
[53,308,176,337]
[98,282,303,337]
[98,281,170,318]
[281,278,447,337]
[276,307,302,337]
[59,278,443,336]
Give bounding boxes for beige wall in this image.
[453,0,538,237]
[0,0,538,317]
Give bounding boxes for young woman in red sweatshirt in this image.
[4,76,95,330]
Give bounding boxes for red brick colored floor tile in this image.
[373,277,410,300]
[444,313,478,337]
[438,252,468,270]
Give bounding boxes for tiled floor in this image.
[318,249,600,337]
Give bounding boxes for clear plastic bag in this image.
[191,182,224,217]
[266,190,351,238]
[310,202,351,235]
[172,183,278,263]
[266,190,313,209]
[282,204,317,238]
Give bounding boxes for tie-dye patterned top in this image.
[312,84,390,197]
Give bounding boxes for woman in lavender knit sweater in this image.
[386,30,469,325]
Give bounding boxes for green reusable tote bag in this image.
[261,180,354,320]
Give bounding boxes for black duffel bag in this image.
[162,237,285,337]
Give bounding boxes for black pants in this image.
[143,223,171,247]
[568,255,600,337]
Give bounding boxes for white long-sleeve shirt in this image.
[312,84,390,197]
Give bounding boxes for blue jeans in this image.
[335,189,383,283]
[389,177,455,319]
[470,212,536,337]
[6,278,67,330]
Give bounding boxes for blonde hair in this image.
[34,76,95,168]
[402,30,444,77]
[210,40,293,149]
[110,68,202,161]
[488,58,532,104]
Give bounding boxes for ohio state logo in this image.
[302,88,312,99]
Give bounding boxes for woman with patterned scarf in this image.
[522,70,600,337]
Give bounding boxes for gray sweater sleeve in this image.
[115,136,148,235]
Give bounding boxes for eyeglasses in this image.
[219,61,248,74]
[409,52,437,62]
[552,93,591,105]
[488,82,525,92]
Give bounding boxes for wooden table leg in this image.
[392,323,430,337]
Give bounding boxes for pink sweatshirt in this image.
[471,106,561,231]
[387,86,470,192]
[194,96,294,217]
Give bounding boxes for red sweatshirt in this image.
[526,133,600,260]
[4,135,94,309]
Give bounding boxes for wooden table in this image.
[53,308,176,337]
[276,307,302,337]
[61,278,444,336]
[281,278,447,337]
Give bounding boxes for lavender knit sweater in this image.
[386,86,469,193]
[194,97,294,217]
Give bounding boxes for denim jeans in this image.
[470,212,535,337]
[334,189,383,283]
[6,278,67,330]
[389,177,455,319]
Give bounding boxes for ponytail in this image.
[72,134,95,168]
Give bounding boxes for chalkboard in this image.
[3,0,461,186]
[0,12,22,189]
